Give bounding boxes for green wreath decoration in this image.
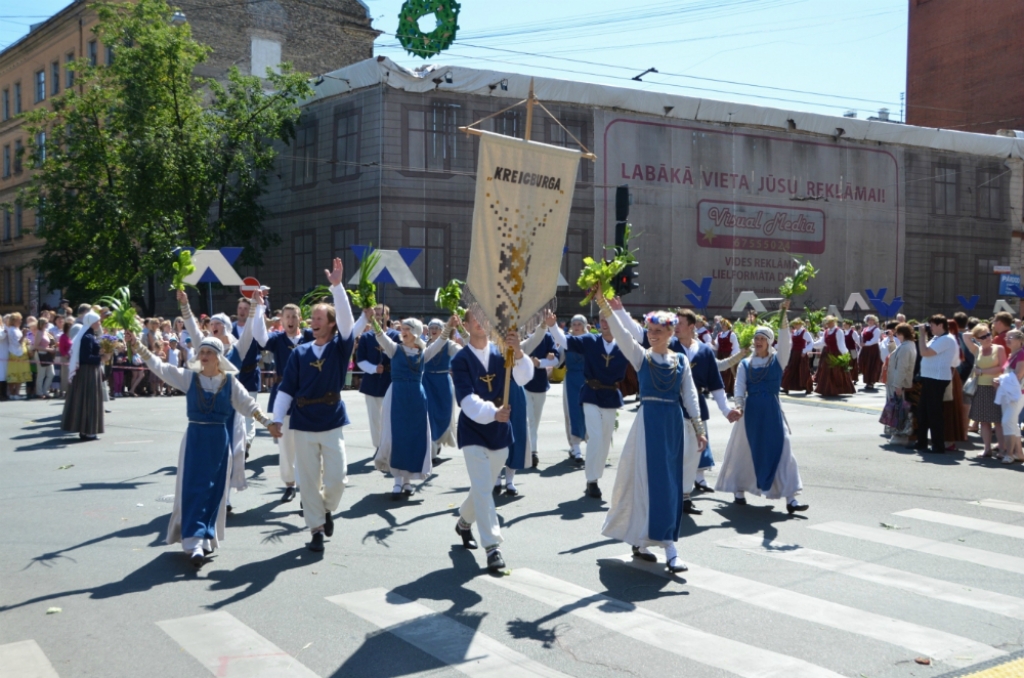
[397,0,461,59]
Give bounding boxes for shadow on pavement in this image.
[204,547,320,610]
[22,514,169,570]
[503,494,606,528]
[59,481,156,492]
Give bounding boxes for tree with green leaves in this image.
[19,0,312,313]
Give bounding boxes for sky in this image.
[1,0,909,120]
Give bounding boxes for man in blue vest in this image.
[452,310,534,572]
[521,316,561,469]
[270,258,357,552]
[356,304,399,452]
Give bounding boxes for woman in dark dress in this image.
[61,311,106,441]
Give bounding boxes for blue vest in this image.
[565,334,629,409]
[524,333,557,393]
[231,324,263,392]
[451,345,514,451]
[265,330,314,411]
[278,332,356,432]
[357,329,400,398]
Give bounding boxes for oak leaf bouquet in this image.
[168,250,196,292]
[435,279,467,319]
[347,247,382,309]
[778,257,818,299]
[96,286,143,358]
[577,224,639,305]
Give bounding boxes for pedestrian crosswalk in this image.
[7,499,1023,677]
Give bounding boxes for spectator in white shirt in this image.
[912,314,959,454]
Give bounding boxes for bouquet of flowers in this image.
[347,247,382,309]
[577,224,639,305]
[435,278,466,319]
[778,257,817,299]
[168,250,196,292]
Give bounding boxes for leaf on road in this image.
[880,522,906,530]
[914,657,931,666]
[46,607,62,615]
[825,428,834,432]
[301,642,313,650]
[57,464,74,470]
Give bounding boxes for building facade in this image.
[906,0,1024,134]
[252,58,1024,321]
[0,0,377,316]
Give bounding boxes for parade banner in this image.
[466,130,581,335]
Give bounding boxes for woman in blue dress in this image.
[370,314,459,499]
[562,314,590,463]
[126,329,276,569]
[423,318,462,462]
[598,292,707,573]
[715,302,808,514]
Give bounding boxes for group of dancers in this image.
[126,258,808,573]
[780,313,886,397]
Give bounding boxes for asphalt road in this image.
[1,385,1022,678]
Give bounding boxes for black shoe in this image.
[402,485,414,496]
[190,553,205,569]
[390,489,402,501]
[632,545,657,562]
[307,531,325,552]
[693,481,713,493]
[203,549,213,556]
[683,499,703,515]
[733,497,748,505]
[324,512,335,537]
[587,481,602,499]
[532,453,539,468]
[504,484,519,497]
[281,486,296,503]
[493,484,502,495]
[786,502,809,514]
[245,444,250,460]
[456,523,478,549]
[666,556,689,573]
[487,549,506,572]
[226,505,234,516]
[298,500,303,518]
[909,443,928,450]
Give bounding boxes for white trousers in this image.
[36,364,54,397]
[364,395,385,449]
[459,445,507,550]
[525,391,547,453]
[292,428,348,532]
[583,404,617,482]
[243,389,258,448]
[279,415,297,486]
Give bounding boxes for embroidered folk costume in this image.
[561,315,590,457]
[264,311,314,502]
[781,320,814,394]
[715,325,741,396]
[60,312,105,440]
[356,317,400,450]
[859,317,884,388]
[814,322,855,396]
[423,319,460,461]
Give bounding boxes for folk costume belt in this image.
[586,379,621,391]
[641,396,677,404]
[297,392,340,408]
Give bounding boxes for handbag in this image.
[963,369,978,396]
[880,395,902,428]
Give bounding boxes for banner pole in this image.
[524,78,535,142]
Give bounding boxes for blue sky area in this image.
[1,0,908,120]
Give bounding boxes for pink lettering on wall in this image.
[696,200,826,255]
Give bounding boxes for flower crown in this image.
[645,311,678,327]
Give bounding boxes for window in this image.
[88,40,98,66]
[14,202,22,238]
[35,198,44,233]
[2,209,10,241]
[2,145,9,178]
[977,167,1003,219]
[561,228,590,291]
[66,52,75,88]
[35,132,45,165]
[331,224,359,277]
[2,89,8,121]
[405,223,448,290]
[14,270,23,303]
[976,258,1006,304]
[492,109,522,138]
[14,139,23,174]
[250,37,281,77]
[929,253,957,306]
[51,61,60,96]
[331,107,361,181]
[291,119,318,188]
[545,117,589,183]
[2,269,10,304]
[292,230,316,294]
[933,164,957,215]
[35,70,45,103]
[105,45,115,66]
[404,102,459,174]
[14,82,22,114]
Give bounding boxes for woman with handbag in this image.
[994,330,1024,464]
[965,323,1005,458]
[942,319,968,450]
[884,324,917,445]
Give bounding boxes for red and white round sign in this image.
[240,277,262,299]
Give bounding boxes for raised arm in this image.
[776,310,791,367]
[235,294,266,356]
[326,258,355,340]
[127,331,193,392]
[374,328,398,358]
[423,317,458,362]
[614,307,645,344]
[177,290,204,344]
[599,295,644,368]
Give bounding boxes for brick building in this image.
[0,0,377,316]
[906,0,1024,134]
[250,57,1024,321]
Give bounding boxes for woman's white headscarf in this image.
[186,336,239,374]
[754,326,776,356]
[67,311,101,381]
[402,318,427,350]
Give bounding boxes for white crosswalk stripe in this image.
[810,521,1024,573]
[480,567,846,678]
[613,555,1004,668]
[327,588,572,678]
[717,535,1024,621]
[157,610,318,677]
[0,640,60,678]
[894,508,1024,540]
[970,498,1024,514]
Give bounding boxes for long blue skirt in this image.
[180,423,231,541]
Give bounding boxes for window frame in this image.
[13,139,23,174]
[932,163,958,215]
[291,229,317,295]
[2,269,11,304]
[2,89,8,121]
[88,40,98,67]
[35,131,46,166]
[402,221,450,292]
[2,208,10,242]
[14,202,23,238]
[51,61,60,96]
[14,268,23,303]
[330,106,362,183]
[14,82,22,114]
[928,252,957,306]
[561,227,591,293]
[976,166,1003,220]
[65,52,75,89]
[400,102,460,178]
[290,117,318,189]
[2,145,10,178]
[330,223,360,277]
[544,116,590,184]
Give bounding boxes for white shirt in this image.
[862,325,881,347]
[920,334,958,380]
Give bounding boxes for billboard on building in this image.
[594,112,903,313]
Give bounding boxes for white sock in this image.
[392,482,402,493]
[505,468,516,484]
[696,469,706,484]
[735,492,745,500]
[787,496,799,506]
[572,444,582,457]
[665,541,679,561]
[190,546,204,558]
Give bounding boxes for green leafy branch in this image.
[435,278,466,318]
[347,247,382,309]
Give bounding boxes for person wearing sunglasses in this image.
[964,323,1006,458]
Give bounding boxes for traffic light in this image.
[612,185,639,297]
[614,263,640,296]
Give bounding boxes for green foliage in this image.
[803,307,827,335]
[169,250,196,291]
[778,257,818,299]
[347,248,382,309]
[577,223,639,305]
[97,286,143,334]
[19,0,312,306]
[733,310,783,349]
[435,279,466,318]
[298,285,332,322]
[827,352,853,371]
[397,0,461,59]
